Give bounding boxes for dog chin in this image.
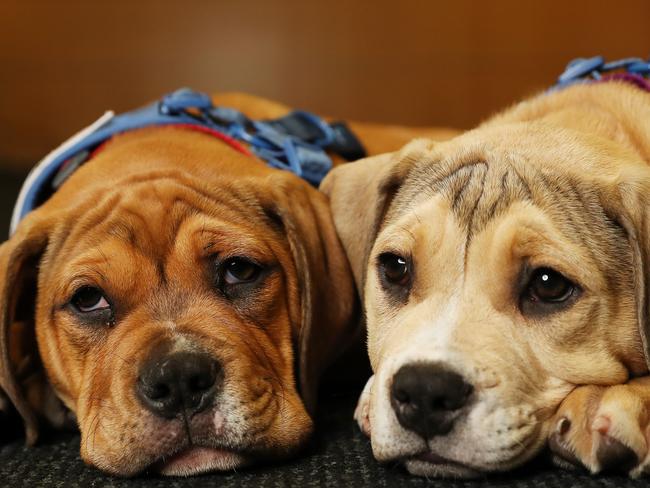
[402,430,547,479]
[404,453,482,479]
[155,447,247,476]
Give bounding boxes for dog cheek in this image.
[274,382,314,447]
[259,383,313,455]
[280,404,313,451]
[284,402,314,451]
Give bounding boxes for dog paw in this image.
[354,375,374,438]
[549,378,650,477]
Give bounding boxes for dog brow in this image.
[420,161,534,239]
[108,221,138,246]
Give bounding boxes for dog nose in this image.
[390,363,473,439]
[136,351,222,418]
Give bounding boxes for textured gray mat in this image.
[0,170,645,487]
[0,392,642,488]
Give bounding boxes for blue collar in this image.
[553,56,650,91]
[10,88,365,236]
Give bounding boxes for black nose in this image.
[390,363,473,439]
[136,351,222,418]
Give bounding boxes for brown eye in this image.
[223,258,261,284]
[71,286,111,313]
[527,268,575,303]
[379,253,410,286]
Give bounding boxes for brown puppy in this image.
[0,93,455,476]
[322,81,650,477]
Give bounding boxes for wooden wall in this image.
[1,0,649,169]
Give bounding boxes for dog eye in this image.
[379,253,410,286]
[70,286,111,313]
[223,258,261,284]
[525,268,576,303]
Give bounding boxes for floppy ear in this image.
[265,175,359,415]
[320,141,424,300]
[0,212,51,445]
[605,172,650,371]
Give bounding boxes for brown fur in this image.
[0,92,455,476]
[322,81,650,477]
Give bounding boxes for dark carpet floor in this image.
[0,169,646,487]
[0,391,643,488]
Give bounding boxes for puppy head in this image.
[322,125,650,476]
[0,129,357,476]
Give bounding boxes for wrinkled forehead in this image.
[389,156,614,243]
[388,159,528,237]
[379,158,629,279]
[44,177,279,276]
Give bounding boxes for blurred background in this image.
[1,0,649,229]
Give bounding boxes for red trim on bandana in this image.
[89,123,253,159]
[165,123,253,155]
[599,73,650,93]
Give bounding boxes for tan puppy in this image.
[0,93,454,476]
[322,81,650,478]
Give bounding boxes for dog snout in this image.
[390,363,473,439]
[136,351,222,419]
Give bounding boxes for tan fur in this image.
[323,81,650,477]
[0,92,455,477]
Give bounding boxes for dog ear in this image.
[320,141,425,300]
[265,175,359,415]
[0,212,51,445]
[603,171,650,371]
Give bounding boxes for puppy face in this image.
[323,126,650,477]
[39,180,310,475]
[0,129,357,476]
